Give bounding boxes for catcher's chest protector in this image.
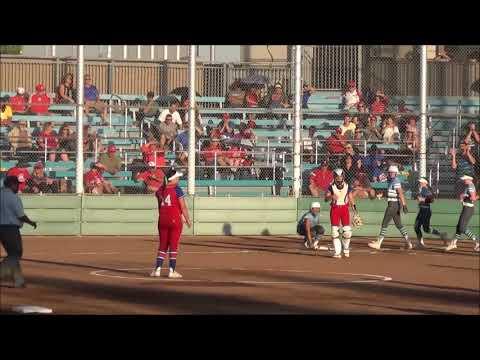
[331,182,350,206]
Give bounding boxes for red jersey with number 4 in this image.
[155,184,185,226]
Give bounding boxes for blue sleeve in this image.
[175,185,185,199]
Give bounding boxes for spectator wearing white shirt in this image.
[382,117,400,144]
[158,101,182,128]
[342,80,361,111]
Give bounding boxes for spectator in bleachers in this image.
[326,128,346,155]
[1,96,13,126]
[302,84,315,109]
[351,159,376,200]
[8,121,32,153]
[216,113,235,138]
[9,87,29,113]
[158,113,178,151]
[405,117,419,153]
[26,162,58,194]
[37,122,59,152]
[58,124,76,152]
[364,115,382,141]
[138,91,160,125]
[245,86,262,126]
[48,151,57,162]
[363,144,385,182]
[55,73,75,104]
[6,160,31,193]
[396,100,414,134]
[339,115,356,138]
[99,144,123,175]
[464,121,480,145]
[136,165,165,193]
[342,155,357,187]
[58,148,70,162]
[84,74,108,125]
[382,117,400,144]
[84,162,118,194]
[201,138,229,167]
[158,100,182,128]
[356,101,370,129]
[175,128,190,167]
[308,160,334,196]
[370,90,389,116]
[344,142,360,164]
[302,126,318,164]
[226,79,246,108]
[351,127,367,154]
[267,83,290,109]
[29,83,51,115]
[342,80,361,111]
[183,104,204,137]
[82,124,103,156]
[233,122,256,142]
[141,136,166,169]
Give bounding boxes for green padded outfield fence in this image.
[19,195,479,238]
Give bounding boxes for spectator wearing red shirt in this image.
[141,137,166,169]
[326,128,346,154]
[216,113,234,138]
[201,138,229,166]
[6,161,31,193]
[233,122,256,142]
[370,90,389,116]
[84,162,117,194]
[37,122,59,152]
[9,87,29,113]
[136,165,165,193]
[309,160,334,196]
[29,83,51,115]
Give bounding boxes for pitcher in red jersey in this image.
[151,167,192,279]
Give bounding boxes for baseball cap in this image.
[311,202,321,209]
[107,144,117,153]
[460,175,473,181]
[17,87,25,95]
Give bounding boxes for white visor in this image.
[311,202,321,209]
[460,175,473,181]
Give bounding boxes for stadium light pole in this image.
[419,45,427,179]
[187,45,196,196]
[293,45,302,199]
[123,45,128,60]
[137,45,142,60]
[107,45,112,59]
[163,45,168,60]
[51,45,56,57]
[176,45,181,61]
[76,45,85,194]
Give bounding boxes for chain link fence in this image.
[1,45,479,197]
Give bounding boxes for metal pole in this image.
[76,45,85,194]
[176,46,181,61]
[163,45,168,60]
[187,45,196,196]
[123,45,128,60]
[150,45,155,60]
[210,45,215,62]
[107,45,112,59]
[293,45,302,198]
[51,45,56,57]
[419,45,428,179]
[357,45,362,90]
[137,45,141,60]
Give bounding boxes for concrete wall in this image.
[19,195,479,238]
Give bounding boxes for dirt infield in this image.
[1,235,479,314]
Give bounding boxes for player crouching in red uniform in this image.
[325,168,356,258]
[151,167,192,279]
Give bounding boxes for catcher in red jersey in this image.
[150,167,192,279]
[325,168,356,258]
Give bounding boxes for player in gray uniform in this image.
[445,175,479,252]
[414,177,447,249]
[297,202,326,250]
[368,165,411,250]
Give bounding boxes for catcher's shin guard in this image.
[342,225,352,251]
[332,226,342,255]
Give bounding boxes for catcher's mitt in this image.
[352,211,363,227]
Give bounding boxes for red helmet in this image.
[35,83,45,92]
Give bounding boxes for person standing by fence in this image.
[0,176,37,288]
